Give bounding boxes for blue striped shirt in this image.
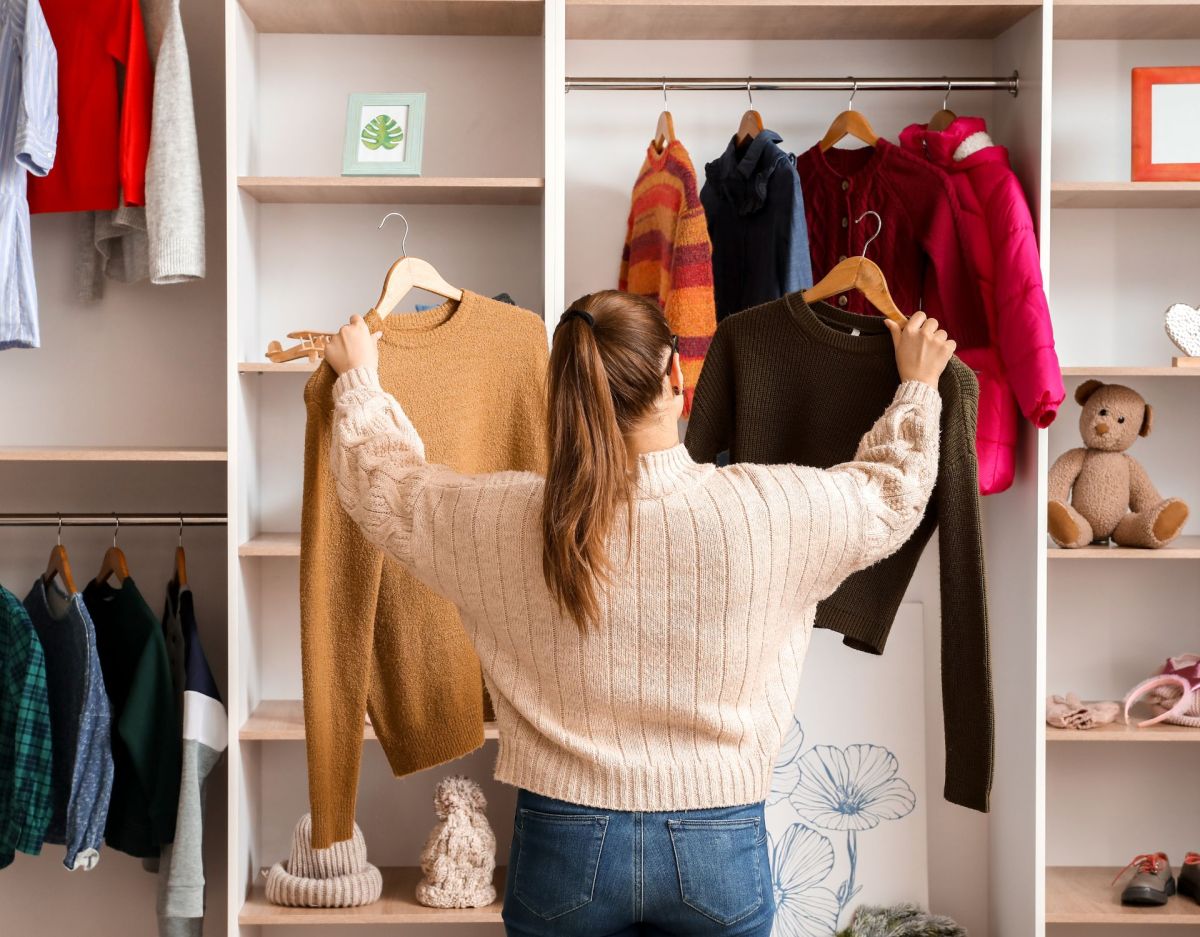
[0,0,56,350]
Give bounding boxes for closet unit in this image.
[1044,2,1200,933]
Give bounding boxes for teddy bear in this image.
[1048,380,1189,549]
[415,776,497,909]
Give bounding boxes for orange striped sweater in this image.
[619,139,717,414]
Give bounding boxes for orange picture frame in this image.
[1132,66,1200,182]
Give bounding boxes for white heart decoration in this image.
[1165,303,1200,357]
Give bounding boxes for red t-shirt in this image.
[28,0,152,214]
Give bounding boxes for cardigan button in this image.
[841,180,850,191]
[838,254,847,262]
[841,216,848,228]
[838,295,848,307]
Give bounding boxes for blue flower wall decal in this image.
[789,744,916,832]
[770,724,917,934]
[769,823,840,937]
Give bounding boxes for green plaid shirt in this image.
[1,585,53,867]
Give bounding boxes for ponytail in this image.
[542,291,674,630]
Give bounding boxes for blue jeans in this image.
[502,789,775,936]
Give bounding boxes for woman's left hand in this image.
[325,315,382,376]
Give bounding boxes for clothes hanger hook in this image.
[112,513,120,548]
[855,210,883,260]
[56,512,63,546]
[178,512,184,548]
[848,78,857,112]
[746,77,753,108]
[943,78,953,111]
[378,212,409,259]
[662,76,668,107]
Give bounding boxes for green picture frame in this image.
[342,92,426,176]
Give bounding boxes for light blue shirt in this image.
[0,0,57,350]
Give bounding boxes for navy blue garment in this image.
[502,789,774,937]
[701,130,812,322]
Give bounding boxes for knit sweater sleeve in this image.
[327,365,530,605]
[804,380,943,598]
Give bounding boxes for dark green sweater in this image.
[685,294,992,813]
[84,578,181,856]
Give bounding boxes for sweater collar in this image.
[705,129,790,215]
[633,444,710,499]
[804,138,890,185]
[365,289,480,348]
[783,291,895,356]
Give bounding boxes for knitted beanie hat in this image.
[265,814,382,908]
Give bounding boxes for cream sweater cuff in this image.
[332,365,382,402]
[894,379,942,413]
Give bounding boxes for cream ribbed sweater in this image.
[329,366,941,812]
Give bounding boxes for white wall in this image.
[0,1,228,935]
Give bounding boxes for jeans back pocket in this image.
[667,817,765,926]
[513,808,609,920]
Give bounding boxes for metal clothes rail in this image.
[565,72,1020,95]
[0,513,227,527]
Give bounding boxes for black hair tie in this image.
[559,308,595,329]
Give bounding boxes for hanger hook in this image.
[56,512,63,546]
[943,78,953,111]
[848,78,857,112]
[379,212,409,259]
[112,513,120,548]
[178,512,184,548]
[855,210,883,260]
[746,77,753,108]
[662,76,668,107]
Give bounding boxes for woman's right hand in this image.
[885,311,956,388]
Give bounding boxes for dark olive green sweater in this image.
[685,294,993,813]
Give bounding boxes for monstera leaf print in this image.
[361,113,404,150]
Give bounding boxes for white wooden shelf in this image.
[239,533,301,557]
[239,360,318,374]
[1051,182,1200,209]
[237,0,542,35]
[1047,867,1200,925]
[1061,366,1200,377]
[1054,0,1200,39]
[237,177,544,206]
[240,700,500,742]
[240,865,505,925]
[566,0,1040,39]
[1048,536,1200,560]
[0,446,227,462]
[1047,706,1200,744]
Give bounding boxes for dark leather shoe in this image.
[1179,853,1200,904]
[1114,853,1176,906]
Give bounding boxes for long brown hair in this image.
[542,290,675,630]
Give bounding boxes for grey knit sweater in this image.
[77,0,204,299]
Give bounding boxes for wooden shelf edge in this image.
[1046,705,1200,743]
[1061,366,1200,376]
[239,865,506,925]
[240,700,500,742]
[1054,1,1200,40]
[239,533,301,557]
[1048,536,1200,560]
[237,176,545,206]
[1052,181,1200,209]
[239,361,318,374]
[1046,866,1200,924]
[0,447,228,462]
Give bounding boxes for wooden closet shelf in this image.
[238,176,545,206]
[1052,181,1200,209]
[240,700,500,742]
[237,0,542,36]
[240,865,506,925]
[239,533,301,557]
[1048,536,1200,560]
[239,360,318,374]
[1054,1,1200,40]
[1061,366,1200,377]
[1047,707,1200,744]
[0,446,227,462]
[1046,866,1200,924]
[566,0,1040,40]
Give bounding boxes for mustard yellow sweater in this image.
[300,291,548,848]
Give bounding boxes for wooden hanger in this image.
[172,514,188,589]
[927,79,957,133]
[373,212,462,318]
[735,77,763,146]
[819,79,879,152]
[653,77,676,153]
[803,210,907,325]
[43,514,77,595]
[94,515,130,587]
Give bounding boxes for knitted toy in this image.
[836,903,967,937]
[415,776,497,909]
[1048,381,1189,549]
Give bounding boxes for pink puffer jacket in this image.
[900,116,1064,494]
